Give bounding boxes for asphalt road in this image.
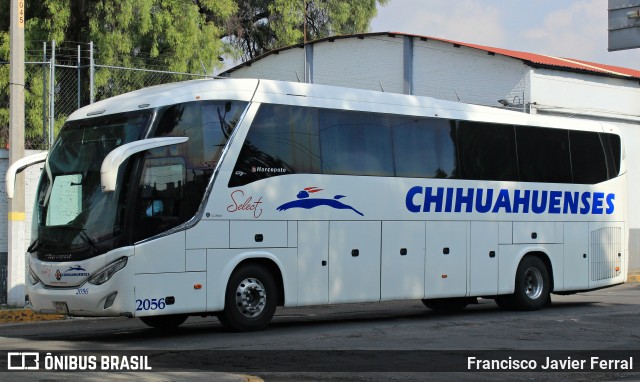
[0,283,638,381]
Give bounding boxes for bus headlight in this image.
[28,267,41,285]
[88,257,128,285]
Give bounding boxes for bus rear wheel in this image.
[500,256,550,311]
[422,298,469,312]
[140,314,188,329]
[218,264,278,332]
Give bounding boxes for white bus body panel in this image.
[563,222,590,290]
[185,220,230,249]
[424,221,468,299]
[470,222,499,296]
[297,221,329,306]
[328,221,381,304]
[381,221,425,301]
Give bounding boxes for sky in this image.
[370,0,640,70]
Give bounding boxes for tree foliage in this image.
[224,0,388,61]
[0,0,387,146]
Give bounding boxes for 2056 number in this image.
[135,298,166,311]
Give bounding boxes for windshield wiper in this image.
[51,225,100,253]
[78,229,99,253]
[27,239,41,253]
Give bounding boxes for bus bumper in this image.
[27,254,135,317]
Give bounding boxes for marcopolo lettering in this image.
[406,187,616,215]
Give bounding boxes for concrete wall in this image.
[0,150,45,254]
[412,38,527,107]
[230,47,305,83]
[313,36,404,93]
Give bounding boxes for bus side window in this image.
[516,126,572,183]
[457,121,518,181]
[137,157,186,236]
[319,109,394,176]
[393,116,458,179]
[570,130,608,184]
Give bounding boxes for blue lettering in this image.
[513,190,530,213]
[532,190,548,214]
[423,187,444,212]
[563,192,579,214]
[406,186,423,213]
[548,191,562,214]
[580,192,591,215]
[444,188,454,212]
[404,187,614,216]
[592,192,605,214]
[492,189,512,213]
[475,189,494,213]
[454,188,475,213]
[606,193,615,214]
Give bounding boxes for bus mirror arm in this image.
[100,137,188,192]
[5,151,49,199]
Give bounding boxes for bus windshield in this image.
[31,111,150,261]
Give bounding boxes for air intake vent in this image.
[590,227,622,281]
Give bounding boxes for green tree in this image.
[1,0,237,147]
[0,0,388,146]
[223,0,389,61]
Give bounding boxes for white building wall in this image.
[230,48,305,83]
[530,69,640,121]
[313,36,403,93]
[412,39,527,108]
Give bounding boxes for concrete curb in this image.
[0,308,65,323]
[628,273,640,283]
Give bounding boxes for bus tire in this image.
[139,314,188,329]
[510,256,550,310]
[218,264,278,332]
[422,298,468,312]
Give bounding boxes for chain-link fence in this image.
[1,41,214,150]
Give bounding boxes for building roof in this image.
[225,32,640,80]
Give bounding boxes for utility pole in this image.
[8,0,26,306]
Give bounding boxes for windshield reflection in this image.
[32,111,150,260]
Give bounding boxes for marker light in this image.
[88,257,128,285]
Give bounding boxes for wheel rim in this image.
[523,267,543,299]
[235,278,267,318]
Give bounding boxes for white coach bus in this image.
[9,79,627,331]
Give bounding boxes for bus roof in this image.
[67,78,611,134]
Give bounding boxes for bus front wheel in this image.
[218,264,278,332]
[500,256,550,311]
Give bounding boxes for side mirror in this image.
[100,137,188,192]
[5,151,48,199]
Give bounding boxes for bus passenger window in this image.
[516,126,572,183]
[570,130,608,184]
[319,109,394,176]
[458,121,518,181]
[393,116,458,178]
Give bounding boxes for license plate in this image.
[54,302,69,314]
